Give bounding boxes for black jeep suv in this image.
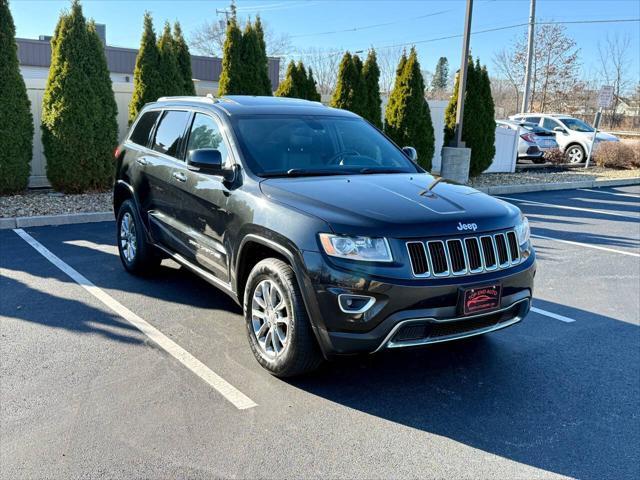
[114,95,535,377]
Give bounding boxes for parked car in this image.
[509,113,619,163]
[114,95,536,377]
[496,120,559,163]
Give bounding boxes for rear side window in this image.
[525,116,541,125]
[542,118,560,131]
[152,110,191,158]
[129,110,160,147]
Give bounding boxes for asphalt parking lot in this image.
[1,185,639,479]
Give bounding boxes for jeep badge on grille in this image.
[457,222,478,231]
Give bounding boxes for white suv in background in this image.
[509,113,619,163]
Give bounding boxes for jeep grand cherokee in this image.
[114,95,536,377]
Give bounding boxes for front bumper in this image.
[298,250,536,357]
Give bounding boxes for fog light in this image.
[338,294,376,314]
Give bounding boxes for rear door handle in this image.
[136,157,148,166]
[172,171,187,182]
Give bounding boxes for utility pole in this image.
[521,0,536,113]
[453,0,473,147]
[216,0,236,25]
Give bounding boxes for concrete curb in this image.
[475,177,640,195]
[0,211,113,230]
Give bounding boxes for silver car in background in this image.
[497,120,559,164]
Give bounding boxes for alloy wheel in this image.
[120,212,137,262]
[567,146,584,163]
[251,279,290,358]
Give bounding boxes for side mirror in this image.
[402,146,418,162]
[187,148,223,174]
[553,126,567,134]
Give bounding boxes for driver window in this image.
[186,113,230,165]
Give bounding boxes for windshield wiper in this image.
[261,168,352,178]
[358,167,408,174]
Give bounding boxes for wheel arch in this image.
[235,233,332,359]
[113,180,152,240]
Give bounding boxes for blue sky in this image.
[10,0,640,81]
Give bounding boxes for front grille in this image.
[407,230,521,278]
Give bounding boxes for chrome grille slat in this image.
[427,241,450,276]
[407,230,521,278]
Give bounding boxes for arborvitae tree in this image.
[254,16,273,95]
[157,21,182,97]
[384,47,435,170]
[431,57,449,92]
[85,20,118,188]
[443,57,492,176]
[275,60,301,98]
[240,20,263,95]
[41,1,99,192]
[362,49,382,128]
[306,67,321,101]
[296,62,308,98]
[129,12,161,123]
[478,62,496,170]
[330,51,366,115]
[218,15,244,95]
[172,22,195,95]
[0,0,33,193]
[351,54,367,117]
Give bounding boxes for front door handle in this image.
[172,171,187,182]
[136,157,148,166]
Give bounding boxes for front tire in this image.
[243,258,323,377]
[116,199,160,274]
[565,144,585,164]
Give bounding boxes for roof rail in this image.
[156,95,218,104]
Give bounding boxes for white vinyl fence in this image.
[484,126,518,173]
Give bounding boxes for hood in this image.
[260,173,520,238]
[596,132,619,142]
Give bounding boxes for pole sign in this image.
[597,85,614,109]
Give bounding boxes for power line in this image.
[295,18,640,59]
[290,9,455,39]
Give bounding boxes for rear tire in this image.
[243,258,323,377]
[116,199,160,275]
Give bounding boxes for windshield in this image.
[231,115,420,177]
[560,118,594,132]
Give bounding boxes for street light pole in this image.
[521,0,536,113]
[453,0,473,147]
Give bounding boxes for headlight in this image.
[319,234,393,262]
[514,215,531,246]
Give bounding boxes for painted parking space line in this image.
[531,233,640,258]
[13,228,257,411]
[579,188,640,199]
[530,306,576,323]
[496,195,639,220]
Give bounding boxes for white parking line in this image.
[531,233,640,257]
[496,196,639,220]
[13,228,257,411]
[531,306,576,323]
[580,188,640,199]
